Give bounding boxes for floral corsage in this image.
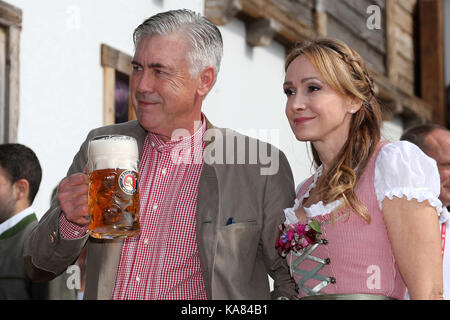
[275,220,322,257]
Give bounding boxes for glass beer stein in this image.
[87,135,140,239]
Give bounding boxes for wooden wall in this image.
[418,0,446,126]
[389,0,416,96]
[326,0,387,76]
[205,0,446,127]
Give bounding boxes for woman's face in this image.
[284,55,358,145]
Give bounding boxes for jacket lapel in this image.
[196,118,222,299]
[94,239,124,299]
[130,121,147,161]
[196,161,220,300]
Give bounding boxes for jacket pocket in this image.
[215,222,260,276]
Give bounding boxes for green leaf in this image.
[309,220,321,233]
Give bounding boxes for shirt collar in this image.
[148,113,206,153]
[0,206,35,236]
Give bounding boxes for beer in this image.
[87,135,140,239]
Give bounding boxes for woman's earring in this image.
[349,109,355,114]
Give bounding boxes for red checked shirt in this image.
[61,118,207,300]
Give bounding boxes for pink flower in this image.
[275,219,322,257]
[286,229,294,241]
[296,223,306,236]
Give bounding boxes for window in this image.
[100,44,136,125]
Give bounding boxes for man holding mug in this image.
[24,9,297,300]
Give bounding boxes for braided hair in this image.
[285,38,382,223]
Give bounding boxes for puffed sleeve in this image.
[374,140,443,218]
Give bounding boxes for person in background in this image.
[278,38,443,299]
[0,143,75,299]
[401,123,450,299]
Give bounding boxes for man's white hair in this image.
[133,9,223,83]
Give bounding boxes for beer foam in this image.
[88,135,138,171]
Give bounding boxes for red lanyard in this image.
[442,223,446,258]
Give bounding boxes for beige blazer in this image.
[24,119,297,300]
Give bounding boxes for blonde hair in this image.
[285,38,382,223]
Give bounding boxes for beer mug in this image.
[87,135,140,239]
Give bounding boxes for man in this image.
[24,9,297,300]
[0,143,74,299]
[401,123,450,299]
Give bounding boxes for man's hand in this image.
[58,170,90,227]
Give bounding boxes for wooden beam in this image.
[314,0,327,37]
[103,66,115,126]
[101,44,132,76]
[204,0,242,26]
[204,0,317,46]
[0,1,21,143]
[245,18,281,47]
[419,0,445,125]
[243,0,316,45]
[447,85,450,127]
[0,1,22,28]
[385,0,398,85]
[5,25,20,142]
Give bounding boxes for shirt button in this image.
[136,276,140,282]
[152,204,158,211]
[161,168,167,175]
[143,239,149,245]
[151,142,155,147]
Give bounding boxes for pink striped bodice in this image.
[290,142,407,299]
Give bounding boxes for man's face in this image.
[130,33,203,140]
[0,165,16,223]
[425,129,450,206]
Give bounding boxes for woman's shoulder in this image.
[377,140,429,158]
[373,140,442,214]
[375,139,439,181]
[375,140,438,170]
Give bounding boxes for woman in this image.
[278,38,443,300]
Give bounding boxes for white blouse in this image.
[284,141,445,225]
